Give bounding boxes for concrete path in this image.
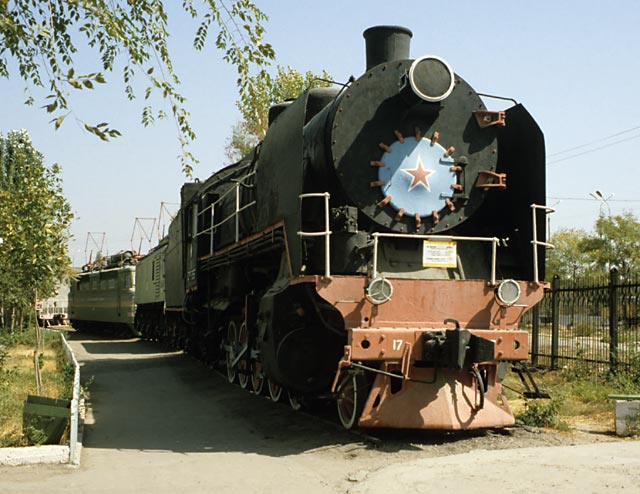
[1,334,639,494]
[349,441,640,494]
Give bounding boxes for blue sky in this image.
[2,1,639,265]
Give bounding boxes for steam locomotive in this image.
[133,25,548,430]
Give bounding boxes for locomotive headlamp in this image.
[366,276,394,305]
[495,279,521,306]
[408,55,455,103]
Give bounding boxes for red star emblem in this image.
[402,156,433,191]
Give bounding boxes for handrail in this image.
[298,192,331,278]
[60,333,80,465]
[371,232,501,284]
[195,172,257,254]
[530,204,555,283]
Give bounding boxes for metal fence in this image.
[523,269,640,373]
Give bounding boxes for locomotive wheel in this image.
[287,391,304,411]
[267,378,283,402]
[336,373,368,430]
[225,321,238,383]
[237,322,250,389]
[251,355,265,395]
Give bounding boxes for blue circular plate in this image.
[378,138,456,217]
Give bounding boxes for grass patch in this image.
[0,329,73,447]
[505,358,640,432]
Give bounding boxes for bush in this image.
[22,425,48,446]
[517,398,565,428]
[607,351,640,394]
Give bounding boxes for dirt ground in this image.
[0,334,638,494]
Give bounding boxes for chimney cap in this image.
[363,25,413,38]
[363,25,413,71]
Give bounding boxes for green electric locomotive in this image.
[68,251,139,335]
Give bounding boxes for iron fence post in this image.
[531,304,540,367]
[609,267,619,373]
[551,275,560,370]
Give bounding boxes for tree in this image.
[545,228,591,279]
[225,65,332,162]
[0,1,275,176]
[0,130,73,331]
[546,211,640,279]
[589,212,640,274]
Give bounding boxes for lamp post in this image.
[590,190,615,272]
[590,190,613,217]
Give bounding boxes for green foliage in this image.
[0,329,73,446]
[546,228,591,279]
[0,130,73,329]
[592,212,640,274]
[607,352,640,394]
[0,330,32,347]
[22,425,48,446]
[0,1,275,176]
[225,65,332,162]
[546,211,640,279]
[0,344,7,370]
[517,397,565,428]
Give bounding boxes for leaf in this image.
[52,114,66,130]
[5,0,275,177]
[42,101,57,113]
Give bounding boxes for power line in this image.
[548,196,640,203]
[547,132,640,165]
[547,125,640,157]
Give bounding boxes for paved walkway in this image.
[1,334,639,493]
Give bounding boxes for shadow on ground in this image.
[68,332,572,459]
[70,333,362,457]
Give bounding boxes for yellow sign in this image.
[422,240,457,268]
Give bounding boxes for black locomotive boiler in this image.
[135,25,548,429]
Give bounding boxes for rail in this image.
[296,197,551,285]
[371,232,501,284]
[297,192,332,278]
[197,172,257,254]
[531,203,555,283]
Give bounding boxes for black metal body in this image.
[135,25,547,400]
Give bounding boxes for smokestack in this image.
[363,26,413,71]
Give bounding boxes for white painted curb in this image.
[0,445,70,466]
